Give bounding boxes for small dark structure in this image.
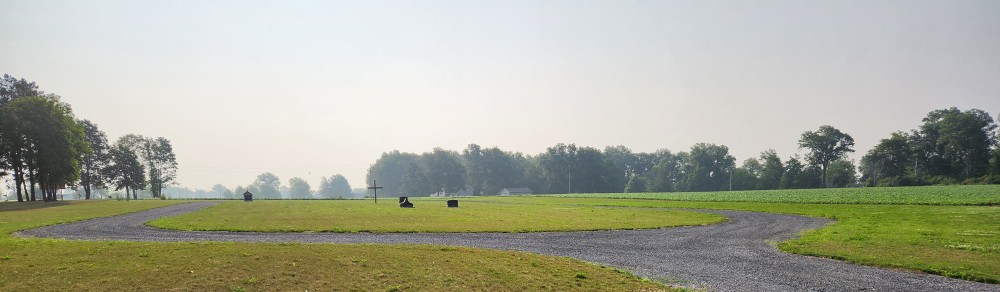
[499,187,534,196]
[447,200,459,208]
[399,196,414,208]
[243,190,253,202]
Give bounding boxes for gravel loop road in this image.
[17,202,1000,292]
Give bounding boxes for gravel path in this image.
[17,202,1000,291]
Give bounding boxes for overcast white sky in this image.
[2,0,998,192]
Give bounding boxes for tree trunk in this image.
[83,168,92,199]
[14,167,23,202]
[28,167,36,201]
[821,162,828,188]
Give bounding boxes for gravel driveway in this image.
[17,202,999,291]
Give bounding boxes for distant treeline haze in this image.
[3,73,998,200]
[367,108,999,196]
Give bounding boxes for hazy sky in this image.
[2,0,999,192]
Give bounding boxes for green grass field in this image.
[3,185,999,289]
[0,200,674,291]
[148,199,723,233]
[556,185,1000,205]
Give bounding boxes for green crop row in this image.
[552,185,1000,205]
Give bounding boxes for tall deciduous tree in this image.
[423,148,467,195]
[210,184,235,199]
[115,134,177,198]
[860,132,912,186]
[462,144,487,196]
[78,119,110,199]
[798,125,855,187]
[918,108,997,180]
[827,159,857,187]
[538,143,578,193]
[106,143,145,200]
[367,150,420,197]
[318,174,352,198]
[253,172,281,199]
[757,150,784,190]
[647,150,681,192]
[146,137,178,198]
[0,74,42,104]
[681,143,735,192]
[479,147,519,195]
[287,177,312,199]
[3,95,87,201]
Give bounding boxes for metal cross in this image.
[367,180,384,204]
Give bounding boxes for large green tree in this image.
[422,148,467,195]
[860,132,912,186]
[78,119,110,199]
[798,125,855,187]
[538,143,578,193]
[757,150,784,190]
[3,95,87,201]
[318,174,352,198]
[647,150,681,192]
[461,144,487,196]
[287,177,312,199]
[253,172,281,199]
[680,143,735,192]
[917,108,997,180]
[479,147,519,195]
[367,150,421,197]
[106,143,146,200]
[827,159,857,187]
[115,135,177,198]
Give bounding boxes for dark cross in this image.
[367,180,383,204]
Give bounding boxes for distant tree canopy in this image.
[318,174,352,198]
[287,177,312,199]
[361,107,998,195]
[860,107,999,186]
[252,172,281,199]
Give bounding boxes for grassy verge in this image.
[148,199,723,233]
[0,200,674,291]
[553,185,1000,205]
[465,196,1000,283]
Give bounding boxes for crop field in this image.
[149,199,722,233]
[555,185,1000,205]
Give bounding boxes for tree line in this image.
[0,74,178,202]
[861,108,999,186]
[203,173,355,200]
[368,108,999,196]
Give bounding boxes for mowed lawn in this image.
[477,189,1000,284]
[149,199,723,233]
[0,200,676,291]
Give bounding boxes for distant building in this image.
[498,187,533,196]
